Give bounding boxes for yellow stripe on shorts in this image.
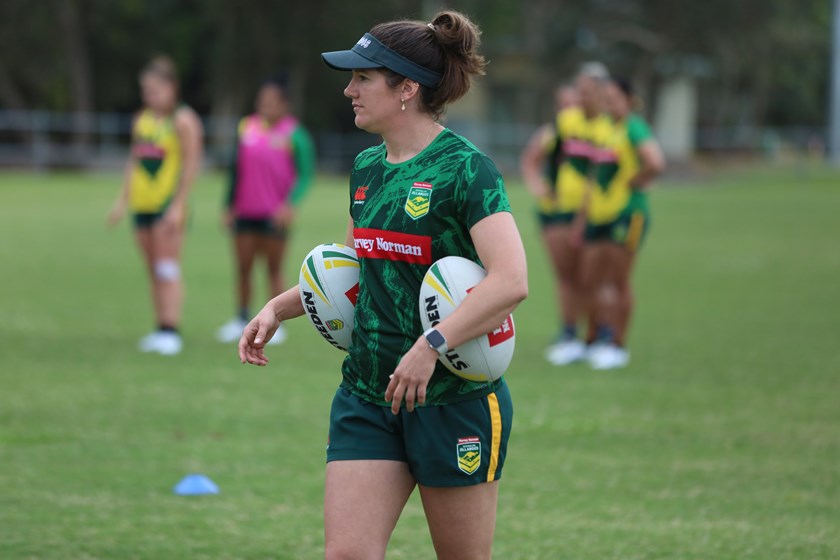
[625,212,645,252]
[486,393,503,482]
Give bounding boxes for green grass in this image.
[1,165,839,559]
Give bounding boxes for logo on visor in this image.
[357,37,371,48]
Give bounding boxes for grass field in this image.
[1,165,839,559]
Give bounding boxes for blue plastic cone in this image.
[173,473,219,495]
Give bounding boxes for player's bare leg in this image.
[543,225,587,365]
[419,481,499,560]
[611,245,637,348]
[324,460,415,560]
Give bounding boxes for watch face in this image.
[426,330,445,349]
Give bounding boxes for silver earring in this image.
[401,99,406,111]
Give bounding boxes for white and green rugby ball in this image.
[419,256,515,382]
[298,244,360,352]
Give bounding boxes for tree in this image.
[0,0,830,133]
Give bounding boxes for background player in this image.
[107,55,203,355]
[519,81,577,359]
[216,74,315,345]
[554,82,580,112]
[520,62,611,366]
[239,11,527,559]
[579,77,665,369]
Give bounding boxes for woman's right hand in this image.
[106,199,127,228]
[222,209,234,231]
[532,179,553,202]
[238,305,281,366]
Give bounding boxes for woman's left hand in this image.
[162,199,186,229]
[272,204,294,229]
[385,337,439,415]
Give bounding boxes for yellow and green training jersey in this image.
[129,108,183,213]
[588,113,653,225]
[542,107,615,215]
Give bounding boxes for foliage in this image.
[0,0,833,127]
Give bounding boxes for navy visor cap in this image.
[321,33,441,88]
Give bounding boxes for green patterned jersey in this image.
[342,129,511,406]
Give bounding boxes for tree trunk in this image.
[56,0,94,162]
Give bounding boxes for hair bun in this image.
[430,11,478,57]
[429,10,485,93]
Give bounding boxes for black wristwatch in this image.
[423,328,448,356]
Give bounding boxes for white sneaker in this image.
[154,331,183,356]
[584,341,606,361]
[546,339,587,365]
[266,324,287,345]
[216,318,248,343]
[588,344,629,370]
[138,331,161,353]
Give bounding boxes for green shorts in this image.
[133,212,164,229]
[585,208,650,251]
[327,383,513,487]
[233,217,288,240]
[536,209,576,229]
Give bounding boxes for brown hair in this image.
[371,10,486,118]
[140,55,179,85]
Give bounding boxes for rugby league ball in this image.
[419,256,515,382]
[298,244,360,352]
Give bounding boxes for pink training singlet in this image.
[233,114,299,219]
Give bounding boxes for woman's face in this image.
[139,73,177,113]
[604,82,630,120]
[344,69,402,134]
[575,75,603,115]
[555,86,579,112]
[256,85,289,123]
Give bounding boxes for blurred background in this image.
[2,2,840,558]
[1,0,837,173]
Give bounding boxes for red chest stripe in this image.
[133,143,165,159]
[563,139,595,158]
[353,228,432,265]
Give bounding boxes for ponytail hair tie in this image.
[427,23,435,30]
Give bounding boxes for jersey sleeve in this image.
[348,145,381,218]
[289,125,316,206]
[627,115,653,146]
[458,152,512,230]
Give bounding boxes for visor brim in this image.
[321,50,382,71]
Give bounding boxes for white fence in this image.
[0,110,828,175]
[0,110,378,173]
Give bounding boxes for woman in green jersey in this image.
[239,11,527,560]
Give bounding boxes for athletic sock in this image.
[159,325,178,334]
[238,307,250,322]
[595,325,615,344]
[562,323,577,341]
